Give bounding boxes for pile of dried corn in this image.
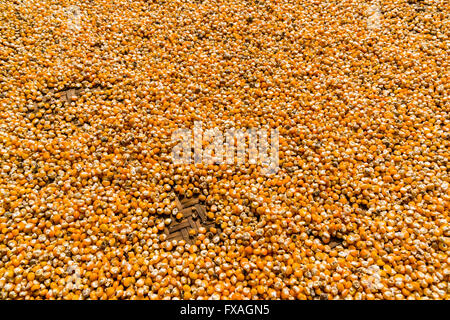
[0,0,448,299]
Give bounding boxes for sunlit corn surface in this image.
[0,0,448,300]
